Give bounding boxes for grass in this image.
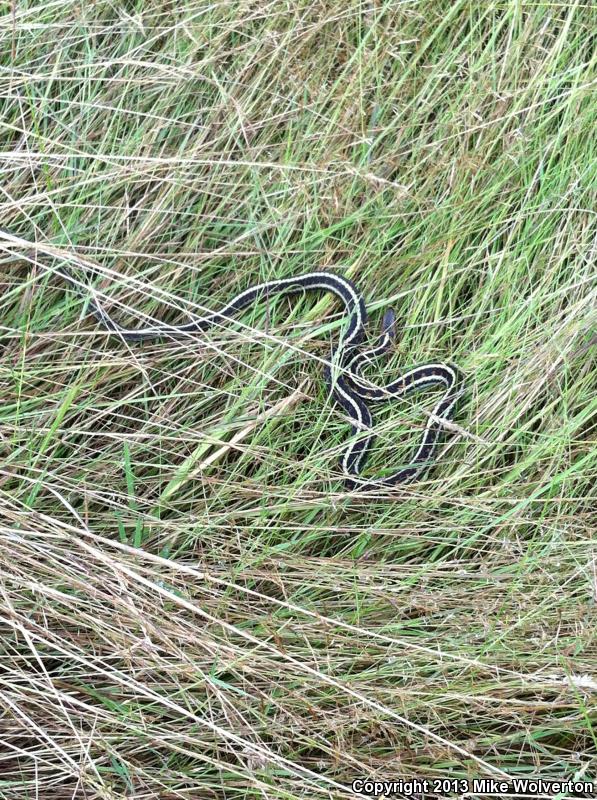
[0,0,596,797]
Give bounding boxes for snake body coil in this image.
[58,268,464,491]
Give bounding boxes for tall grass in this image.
[1,1,595,797]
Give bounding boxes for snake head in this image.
[381,308,397,340]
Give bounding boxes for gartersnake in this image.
[52,267,464,491]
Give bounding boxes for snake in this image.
[52,267,464,491]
